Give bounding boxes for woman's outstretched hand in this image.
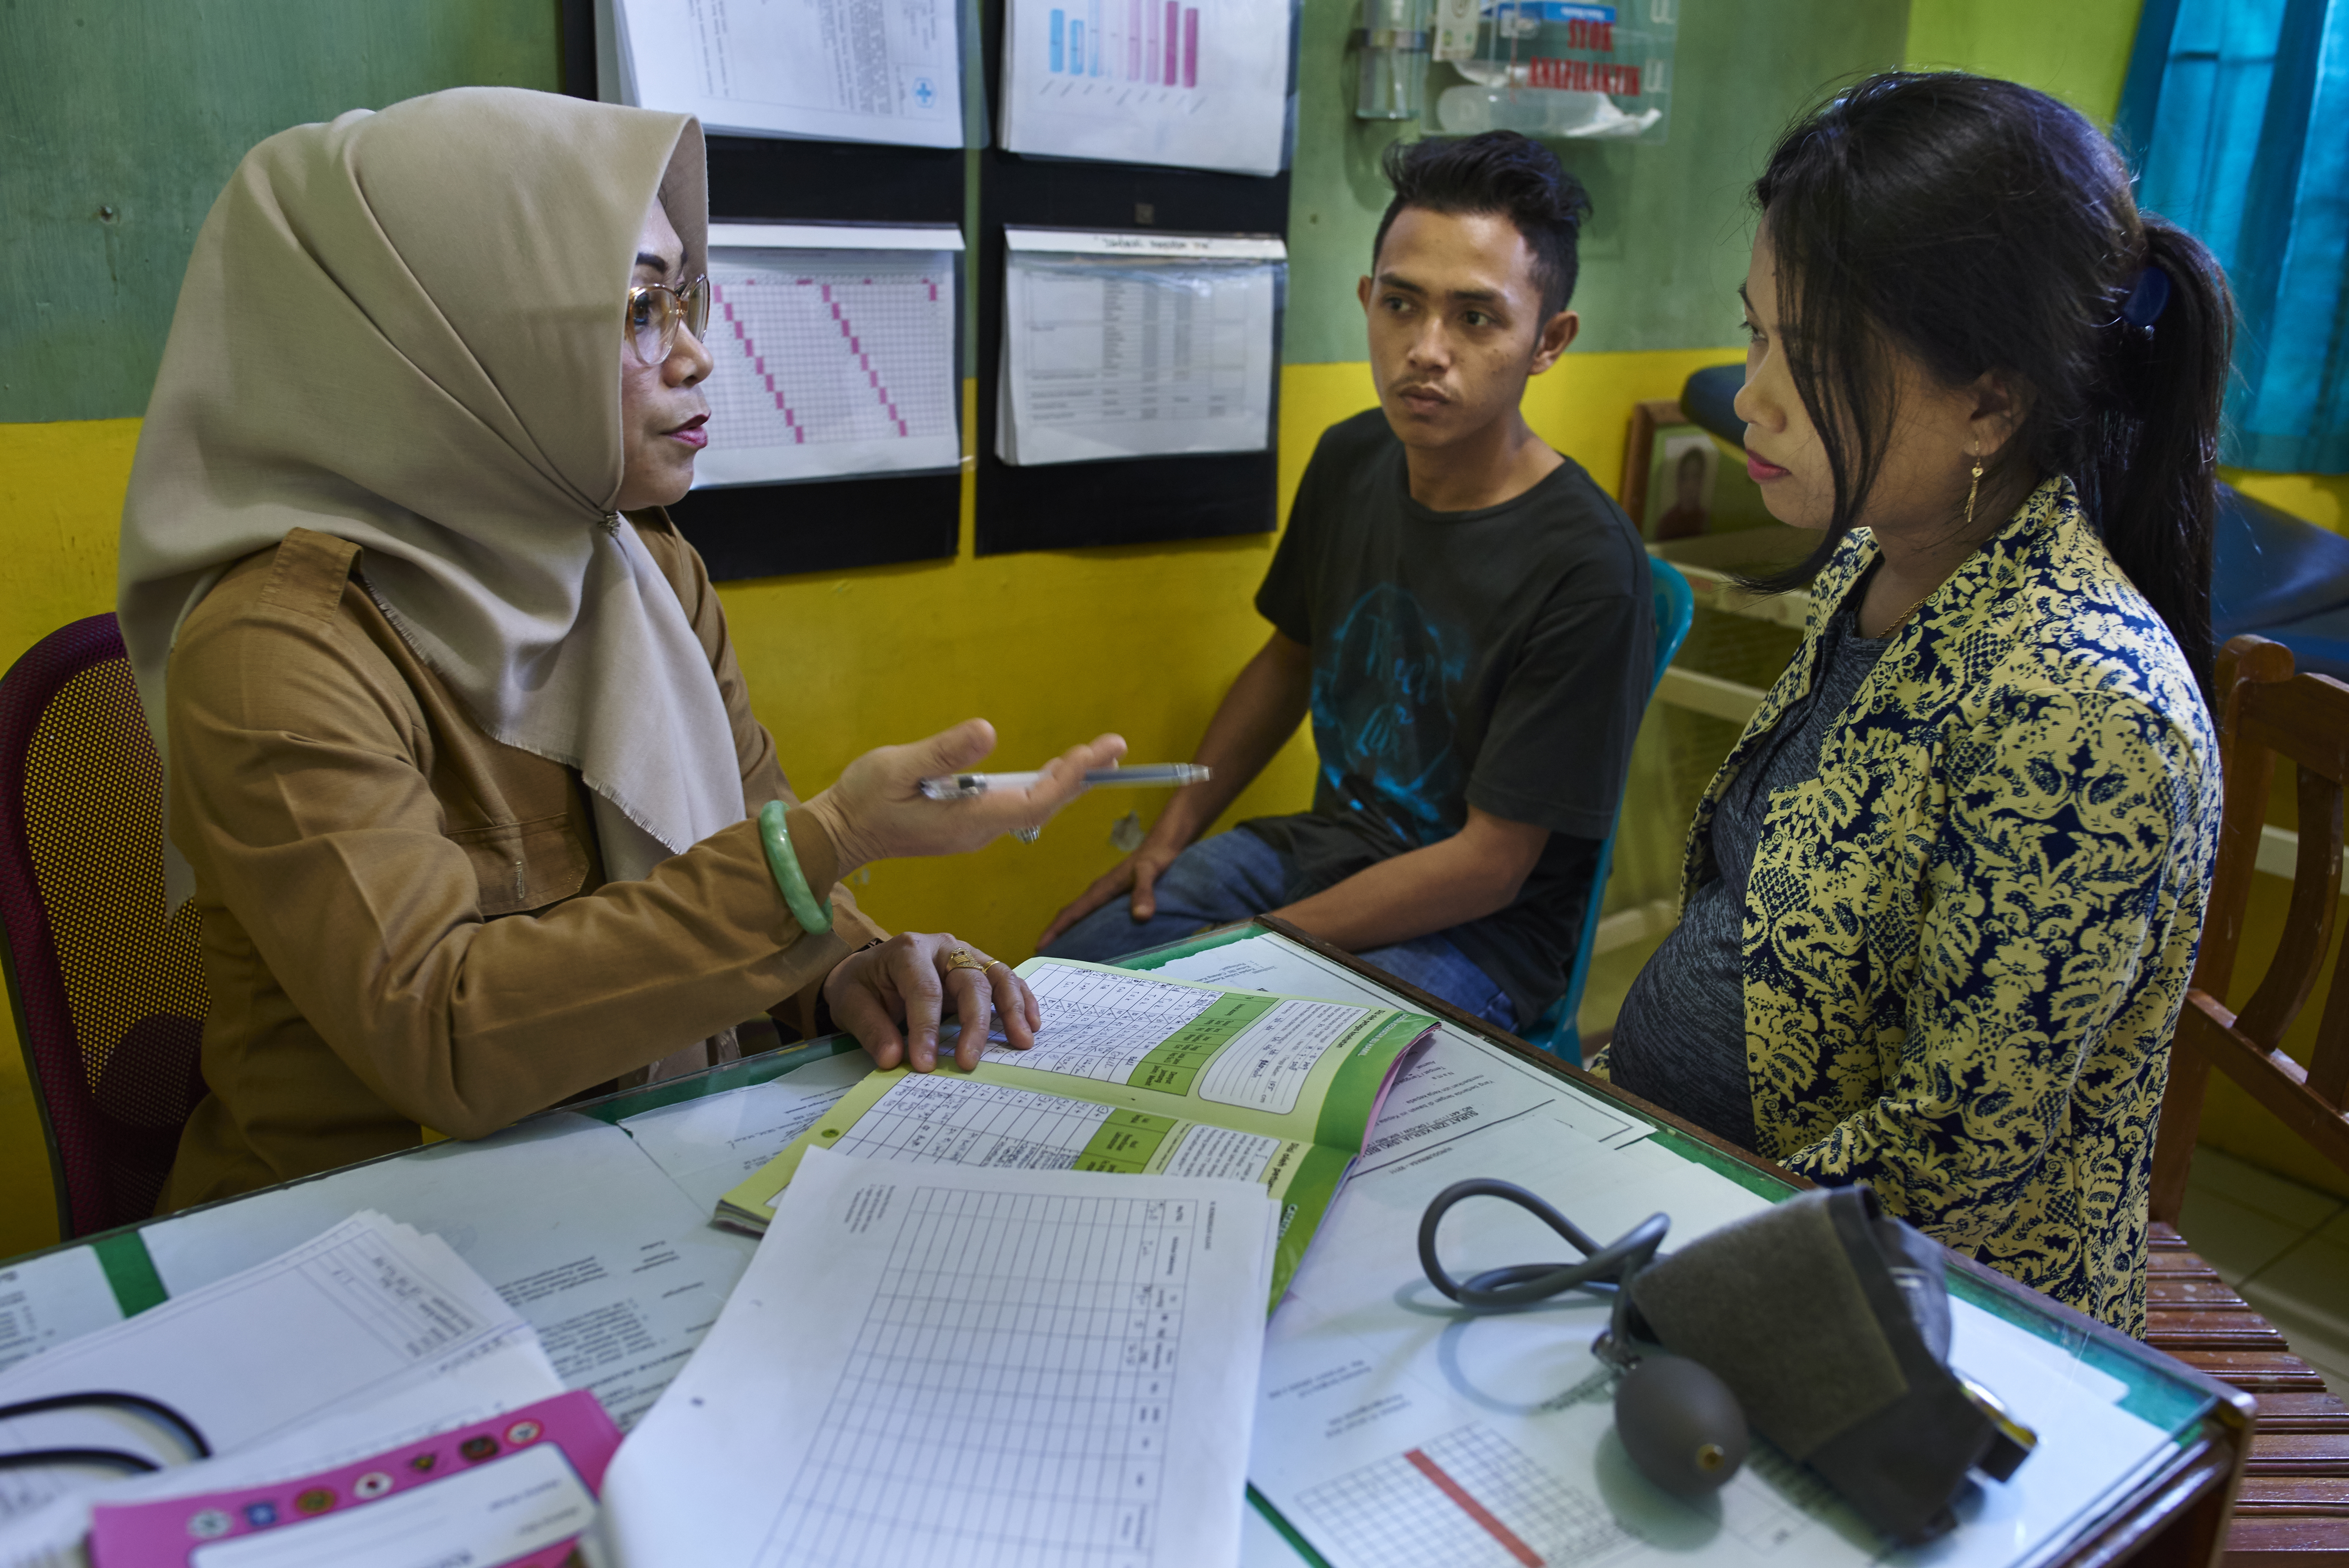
[824,932,1040,1073]
[800,720,1125,875]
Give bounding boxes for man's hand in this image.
[823,931,1041,1073]
[1036,836,1186,949]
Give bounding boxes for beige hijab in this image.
[119,87,742,906]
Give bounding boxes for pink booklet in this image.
[89,1388,619,1568]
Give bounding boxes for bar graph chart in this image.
[1048,2,1203,89]
[1006,0,1289,176]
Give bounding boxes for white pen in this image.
[918,763,1212,800]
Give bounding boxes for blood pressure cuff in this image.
[1621,1184,2031,1544]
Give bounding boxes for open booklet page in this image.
[718,959,1435,1297]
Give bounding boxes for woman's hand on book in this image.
[825,932,1041,1073]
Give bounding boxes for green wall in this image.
[1904,0,2144,126]
[0,1,560,424]
[1,0,1911,424]
[1283,0,1911,363]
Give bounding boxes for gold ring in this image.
[943,949,991,975]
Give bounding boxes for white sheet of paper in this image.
[0,1326,561,1568]
[0,1247,122,1374]
[1248,1110,2187,1568]
[139,1115,753,1429]
[1001,0,1294,175]
[617,1050,873,1212]
[998,236,1280,466]
[608,0,964,146]
[695,225,962,486]
[0,1214,523,1528]
[602,1147,1278,1568]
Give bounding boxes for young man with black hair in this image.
[1039,132,1652,1032]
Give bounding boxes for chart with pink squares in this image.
[694,228,962,487]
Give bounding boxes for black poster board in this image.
[973,0,1292,556]
[559,7,968,583]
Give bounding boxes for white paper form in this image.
[617,1048,873,1212]
[1001,0,1295,175]
[982,959,1380,1109]
[998,229,1281,467]
[0,1327,561,1568]
[138,1115,752,1429]
[0,1248,121,1374]
[695,222,963,487]
[1155,933,1652,1159]
[603,1148,1279,1568]
[1248,1111,2186,1568]
[606,0,964,146]
[0,1214,524,1529]
[836,1073,1284,1181]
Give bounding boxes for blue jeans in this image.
[1039,829,1518,1032]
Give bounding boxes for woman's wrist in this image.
[795,791,870,884]
[758,801,839,934]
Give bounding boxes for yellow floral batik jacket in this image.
[1618,477,2220,1334]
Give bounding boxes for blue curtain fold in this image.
[2119,0,2349,474]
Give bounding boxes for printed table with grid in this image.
[1294,1424,1634,1568]
[757,1187,1192,1568]
[982,966,1220,1084]
[833,1076,1119,1169]
[704,258,955,453]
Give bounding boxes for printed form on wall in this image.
[697,223,963,486]
[601,0,966,146]
[1000,0,1296,175]
[998,228,1282,467]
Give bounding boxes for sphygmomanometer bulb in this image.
[1613,1354,1748,1498]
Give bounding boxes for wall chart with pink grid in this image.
[693,223,964,488]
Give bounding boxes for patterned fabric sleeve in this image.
[1779,683,2214,1269]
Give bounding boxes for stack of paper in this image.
[604,1147,1280,1567]
[717,957,1435,1299]
[132,1113,753,1431]
[597,0,966,146]
[996,230,1283,467]
[0,1213,567,1567]
[1000,0,1296,176]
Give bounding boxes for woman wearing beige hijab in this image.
[118,88,1120,1209]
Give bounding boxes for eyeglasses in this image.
[624,276,711,365]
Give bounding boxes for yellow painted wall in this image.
[1903,0,2144,125]
[0,344,1737,1261]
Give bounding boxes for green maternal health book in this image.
[717,957,1439,1299]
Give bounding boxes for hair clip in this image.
[2118,265,2172,335]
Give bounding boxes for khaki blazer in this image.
[160,513,880,1209]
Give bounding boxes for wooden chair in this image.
[2148,634,2349,1563]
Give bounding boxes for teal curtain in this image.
[2118,0,2349,474]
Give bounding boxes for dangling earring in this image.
[1964,443,1983,530]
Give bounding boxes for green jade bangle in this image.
[757,800,834,935]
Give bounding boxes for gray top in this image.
[1610,603,1892,1149]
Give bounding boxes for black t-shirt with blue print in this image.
[1242,408,1653,1025]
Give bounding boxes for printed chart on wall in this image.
[998,228,1281,467]
[694,223,962,486]
[601,0,964,146]
[1000,0,1295,175]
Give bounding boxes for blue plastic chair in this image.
[1518,557,1696,1064]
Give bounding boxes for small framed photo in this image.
[1644,426,1720,542]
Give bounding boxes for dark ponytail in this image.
[1747,73,2235,698]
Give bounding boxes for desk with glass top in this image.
[0,917,2253,1568]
